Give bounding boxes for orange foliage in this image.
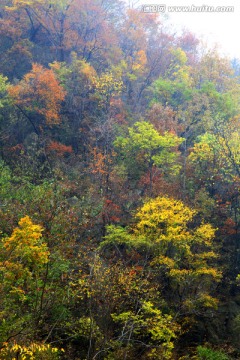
[8,143,24,153]
[0,18,21,39]
[8,63,65,124]
[46,140,73,156]
[6,0,119,64]
[90,148,108,175]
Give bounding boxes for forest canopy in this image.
[0,0,239,359]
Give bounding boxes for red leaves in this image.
[102,199,121,223]
[222,218,238,235]
[46,141,73,156]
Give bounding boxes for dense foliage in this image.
[0,1,239,359]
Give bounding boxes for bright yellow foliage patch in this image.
[0,341,62,359]
[0,216,49,302]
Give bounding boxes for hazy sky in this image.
[133,0,239,59]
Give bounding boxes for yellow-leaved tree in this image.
[135,197,221,310]
[0,216,49,301]
[0,216,61,357]
[101,196,221,343]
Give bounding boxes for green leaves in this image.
[0,74,10,109]
[114,121,183,180]
[101,224,149,253]
[197,346,230,360]
[111,301,177,359]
